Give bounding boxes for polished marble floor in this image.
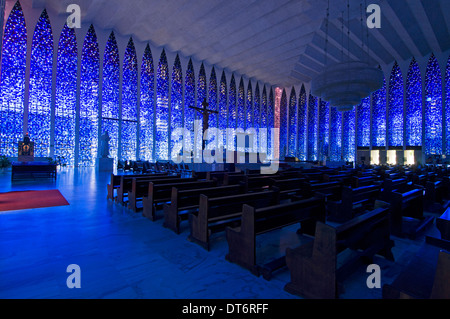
[0,167,441,299]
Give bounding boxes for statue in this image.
[99,132,111,158]
[18,132,34,161]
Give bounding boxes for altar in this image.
[11,161,57,181]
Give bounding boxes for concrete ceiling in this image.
[30,0,450,87]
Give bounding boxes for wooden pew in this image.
[142,179,216,220]
[188,189,280,250]
[241,175,280,192]
[163,184,245,234]
[424,180,450,213]
[223,173,247,186]
[327,185,381,222]
[383,246,450,299]
[116,173,177,205]
[351,175,377,188]
[301,181,342,200]
[270,178,307,200]
[390,187,434,238]
[107,172,169,201]
[206,171,242,186]
[225,197,326,279]
[426,207,450,251]
[284,202,394,299]
[128,177,196,212]
[380,178,408,202]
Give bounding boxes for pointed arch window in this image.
[121,38,138,161]
[206,67,217,150]
[79,25,100,167]
[343,109,356,162]
[406,58,422,147]
[55,24,77,166]
[184,59,195,155]
[372,77,386,147]
[330,107,342,162]
[227,75,237,151]
[218,71,227,150]
[140,45,154,161]
[388,63,404,148]
[28,9,53,158]
[357,97,371,148]
[425,54,443,155]
[260,86,268,156]
[0,1,27,156]
[297,86,307,161]
[318,99,329,161]
[156,49,169,160]
[102,32,120,163]
[287,88,298,157]
[307,94,318,161]
[170,54,183,159]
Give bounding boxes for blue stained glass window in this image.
[55,24,77,166]
[170,54,183,159]
[260,86,268,156]
[307,94,318,161]
[388,63,404,147]
[218,71,227,150]
[425,54,443,155]
[156,49,169,160]
[297,86,307,161]
[343,109,356,162]
[236,78,245,152]
[357,97,371,148]
[267,88,275,159]
[406,58,422,147]
[279,89,288,157]
[237,78,245,130]
[184,59,195,156]
[246,81,253,130]
[372,77,386,147]
[227,75,237,151]
[140,44,154,162]
[121,38,138,161]
[287,88,298,157]
[253,84,260,153]
[195,63,207,157]
[102,32,120,163]
[329,107,342,162]
[28,10,53,158]
[0,1,27,156]
[206,67,218,151]
[318,99,329,161]
[446,57,450,154]
[79,25,99,167]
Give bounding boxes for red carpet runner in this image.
[0,190,69,212]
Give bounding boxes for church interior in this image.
[0,0,449,301]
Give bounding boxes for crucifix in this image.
[190,98,218,149]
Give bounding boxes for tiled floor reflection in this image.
[0,168,438,299]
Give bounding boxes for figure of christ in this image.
[189,98,218,150]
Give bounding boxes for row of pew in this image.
[106,163,450,299]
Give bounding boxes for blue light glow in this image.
[297,86,307,161]
[218,71,227,150]
[343,109,356,162]
[184,59,195,157]
[318,99,329,161]
[445,57,450,155]
[372,77,386,147]
[246,81,253,130]
[206,67,218,151]
[388,63,404,147]
[260,86,268,156]
[79,25,99,167]
[356,97,370,148]
[279,89,288,157]
[55,24,77,166]
[121,38,138,161]
[139,44,154,162]
[307,94,318,161]
[287,88,297,157]
[425,54,443,155]
[405,58,422,147]
[227,75,237,151]
[267,88,275,159]
[156,49,169,160]
[170,54,183,158]
[102,32,120,163]
[329,107,342,162]
[28,10,53,158]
